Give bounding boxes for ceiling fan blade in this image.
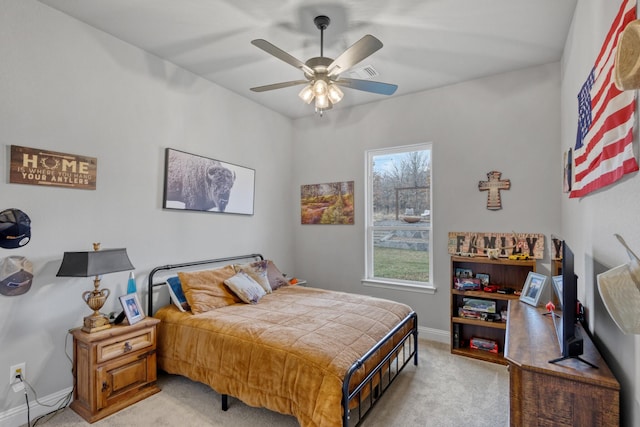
[334,78,398,95]
[250,80,309,92]
[251,39,315,75]
[327,35,383,77]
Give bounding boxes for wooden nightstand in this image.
[70,317,161,423]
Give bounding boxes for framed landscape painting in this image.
[163,148,255,215]
[301,181,354,224]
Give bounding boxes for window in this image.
[364,143,433,292]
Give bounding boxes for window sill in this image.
[361,279,436,294]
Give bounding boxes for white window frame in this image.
[363,143,435,294]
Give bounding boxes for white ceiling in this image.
[38,0,577,119]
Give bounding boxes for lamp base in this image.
[82,313,112,333]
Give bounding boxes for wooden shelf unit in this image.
[450,256,535,365]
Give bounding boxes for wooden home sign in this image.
[10,145,97,190]
[448,231,545,259]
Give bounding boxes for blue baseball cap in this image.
[0,209,31,249]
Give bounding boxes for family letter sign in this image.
[448,231,545,259]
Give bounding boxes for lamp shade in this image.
[56,248,134,277]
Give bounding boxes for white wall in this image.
[0,0,294,421]
[292,62,562,336]
[561,1,640,425]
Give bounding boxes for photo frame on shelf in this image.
[520,272,548,307]
[552,275,563,309]
[119,293,145,325]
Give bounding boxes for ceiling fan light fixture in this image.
[312,79,328,96]
[298,84,314,104]
[327,83,344,104]
[250,14,397,116]
[315,94,330,110]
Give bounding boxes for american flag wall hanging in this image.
[570,0,638,198]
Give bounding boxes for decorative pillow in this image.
[224,271,266,304]
[234,260,272,293]
[166,276,190,312]
[265,260,289,291]
[178,265,240,314]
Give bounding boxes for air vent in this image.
[344,65,379,80]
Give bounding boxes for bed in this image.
[147,254,418,427]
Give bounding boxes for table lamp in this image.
[57,243,134,333]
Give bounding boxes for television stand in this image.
[505,302,619,426]
[549,354,599,369]
[548,325,598,368]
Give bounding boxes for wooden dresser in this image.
[70,317,160,423]
[505,302,619,426]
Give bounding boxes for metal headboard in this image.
[147,253,263,315]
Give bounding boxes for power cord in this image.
[10,374,30,427]
[14,331,76,427]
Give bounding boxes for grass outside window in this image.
[373,247,429,282]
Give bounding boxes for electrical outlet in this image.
[10,363,25,392]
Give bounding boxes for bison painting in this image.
[165,149,236,212]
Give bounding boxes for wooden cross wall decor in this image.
[478,171,510,210]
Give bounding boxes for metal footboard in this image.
[342,311,418,426]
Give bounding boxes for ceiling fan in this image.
[250,15,398,115]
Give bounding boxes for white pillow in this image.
[224,271,266,304]
[234,260,272,293]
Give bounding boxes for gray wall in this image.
[0,0,294,418]
[292,62,562,337]
[561,1,640,426]
[2,0,638,426]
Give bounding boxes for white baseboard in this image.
[0,386,73,427]
[418,326,449,344]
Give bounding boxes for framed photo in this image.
[476,273,490,286]
[455,268,473,278]
[520,272,548,307]
[300,181,354,224]
[552,275,563,309]
[119,293,145,325]
[163,148,255,215]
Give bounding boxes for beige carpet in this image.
[27,340,508,427]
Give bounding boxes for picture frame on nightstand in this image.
[119,293,145,325]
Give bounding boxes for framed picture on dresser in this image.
[520,272,547,307]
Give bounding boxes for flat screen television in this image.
[550,241,597,368]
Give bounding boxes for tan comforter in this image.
[155,285,414,427]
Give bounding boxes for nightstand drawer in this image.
[97,327,155,363]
